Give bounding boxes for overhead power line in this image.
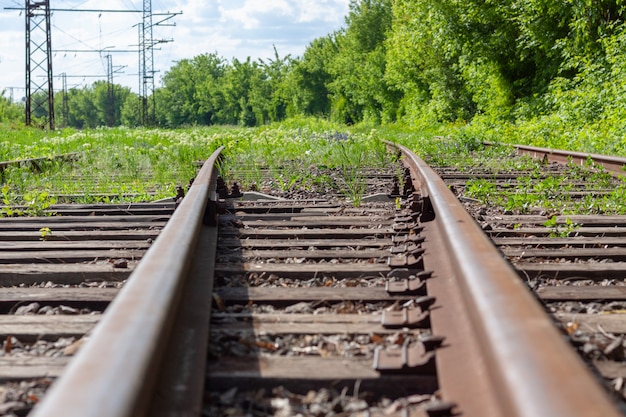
[5,7,141,12]
[54,49,137,53]
[5,1,181,129]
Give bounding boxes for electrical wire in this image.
[0,0,23,8]
[123,0,139,12]
[7,0,179,92]
[52,23,100,51]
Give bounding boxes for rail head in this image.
[29,146,224,417]
[486,141,626,176]
[386,141,621,417]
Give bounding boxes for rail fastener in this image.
[387,140,622,417]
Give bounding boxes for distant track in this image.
[467,143,626,408]
[487,142,626,176]
[0,153,80,176]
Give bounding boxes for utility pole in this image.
[25,0,54,130]
[6,3,180,128]
[105,54,115,127]
[5,87,25,104]
[138,2,179,126]
[141,0,154,125]
[60,72,68,127]
[6,4,143,129]
[137,23,147,126]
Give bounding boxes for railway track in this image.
[0,201,174,415]
[446,143,626,407]
[2,142,624,416]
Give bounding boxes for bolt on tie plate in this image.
[388,248,425,267]
[373,335,444,374]
[392,221,421,233]
[385,401,457,417]
[386,270,432,295]
[394,215,416,223]
[392,234,425,245]
[390,242,422,254]
[382,296,436,328]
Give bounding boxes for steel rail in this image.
[0,152,81,173]
[488,142,626,176]
[387,141,621,417]
[29,146,224,417]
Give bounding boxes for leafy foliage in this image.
[0,91,23,125]
[4,0,626,163]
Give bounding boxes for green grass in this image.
[0,125,226,205]
[3,115,626,214]
[0,119,397,207]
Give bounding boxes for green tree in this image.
[61,82,132,128]
[0,91,23,123]
[386,1,489,122]
[66,88,97,128]
[121,94,142,127]
[286,35,337,117]
[158,53,227,126]
[258,47,294,123]
[385,0,626,124]
[218,58,260,126]
[327,0,400,124]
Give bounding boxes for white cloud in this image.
[298,0,350,23]
[219,0,294,29]
[179,0,218,25]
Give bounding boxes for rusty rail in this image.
[0,152,81,173]
[29,147,223,417]
[386,141,621,417]
[487,142,626,176]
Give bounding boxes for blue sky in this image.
[0,0,350,99]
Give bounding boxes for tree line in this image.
[3,0,625,129]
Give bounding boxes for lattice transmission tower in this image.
[138,0,178,126]
[9,1,179,128]
[25,0,54,130]
[105,54,115,127]
[139,0,155,125]
[60,72,68,127]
